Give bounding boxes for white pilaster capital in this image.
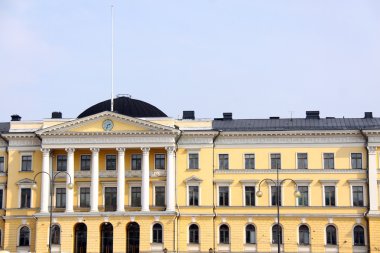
[141,147,150,154]
[368,146,377,155]
[41,148,50,156]
[165,146,176,154]
[65,148,75,154]
[90,148,100,153]
[116,147,126,153]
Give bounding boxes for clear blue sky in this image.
[1,0,379,121]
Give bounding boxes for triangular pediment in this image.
[36,111,178,135]
[17,178,35,185]
[184,176,203,183]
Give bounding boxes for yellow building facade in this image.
[0,96,380,253]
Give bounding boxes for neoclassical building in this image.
[0,96,380,253]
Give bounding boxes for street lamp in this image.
[31,171,73,253]
[256,173,300,253]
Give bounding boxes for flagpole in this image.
[111,5,114,112]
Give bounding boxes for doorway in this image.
[74,223,87,253]
[100,222,113,253]
[127,222,140,253]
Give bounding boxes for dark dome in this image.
[78,96,167,118]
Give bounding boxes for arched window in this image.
[74,223,87,253]
[189,224,199,244]
[245,224,256,244]
[219,224,229,244]
[51,225,61,245]
[272,224,283,244]
[19,226,30,246]
[326,225,337,245]
[153,224,163,243]
[353,226,365,246]
[299,225,310,245]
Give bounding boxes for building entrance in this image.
[74,223,87,253]
[100,223,113,253]
[127,222,140,253]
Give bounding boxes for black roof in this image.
[78,96,167,118]
[0,123,10,133]
[213,118,380,131]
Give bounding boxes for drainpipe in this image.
[174,129,183,253]
[212,131,222,253]
[360,129,371,251]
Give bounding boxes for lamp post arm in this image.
[32,171,52,183]
[257,178,277,191]
[52,171,73,184]
[279,178,299,188]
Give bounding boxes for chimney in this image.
[11,114,21,121]
[306,111,320,119]
[182,111,195,120]
[52,112,62,119]
[223,112,233,120]
[364,112,373,119]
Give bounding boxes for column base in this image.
[117,208,125,212]
[141,208,150,212]
[65,209,74,213]
[90,209,99,212]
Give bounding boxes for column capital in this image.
[368,146,377,155]
[90,147,100,153]
[41,148,50,155]
[116,147,126,153]
[165,146,176,154]
[141,147,150,154]
[65,148,75,153]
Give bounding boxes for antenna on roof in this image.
[110,5,115,112]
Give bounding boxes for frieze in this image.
[42,136,175,146]
[8,138,41,147]
[54,169,166,178]
[214,169,366,174]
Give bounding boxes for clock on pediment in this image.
[102,119,114,131]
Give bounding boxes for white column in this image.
[90,148,99,212]
[141,147,150,211]
[40,148,50,213]
[166,146,176,212]
[65,148,75,212]
[117,148,126,212]
[368,146,379,213]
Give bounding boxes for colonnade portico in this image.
[39,146,176,213]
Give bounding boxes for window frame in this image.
[296,152,308,170]
[105,154,117,171]
[245,224,256,244]
[153,184,166,207]
[296,183,311,207]
[270,153,281,170]
[350,153,363,170]
[218,154,229,170]
[19,187,32,209]
[56,154,67,172]
[270,185,283,206]
[50,224,61,245]
[130,186,142,208]
[271,224,283,245]
[323,153,335,170]
[80,154,91,171]
[349,181,367,207]
[154,153,166,170]
[217,185,230,207]
[187,184,200,206]
[219,224,230,244]
[244,153,255,170]
[101,182,117,211]
[0,185,5,209]
[20,153,33,172]
[320,180,338,207]
[79,186,91,208]
[152,223,163,244]
[131,154,142,171]
[18,225,31,247]
[188,223,200,244]
[325,224,338,245]
[0,156,5,172]
[298,224,310,245]
[244,185,256,207]
[54,187,66,209]
[353,225,366,246]
[188,152,200,170]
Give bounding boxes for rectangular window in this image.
[56,155,67,171]
[0,189,3,209]
[271,154,281,169]
[324,153,334,169]
[188,186,199,206]
[155,186,165,206]
[55,188,66,208]
[0,157,4,172]
[245,186,255,206]
[80,187,90,208]
[245,154,255,169]
[324,186,336,206]
[351,153,362,169]
[131,154,142,170]
[298,186,309,206]
[297,153,308,169]
[20,188,31,208]
[155,154,166,170]
[81,155,91,171]
[219,154,229,170]
[106,155,117,170]
[271,186,282,206]
[352,186,364,207]
[188,153,199,169]
[131,187,141,207]
[104,187,117,211]
[219,186,229,206]
[21,155,32,171]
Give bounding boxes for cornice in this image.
[219,130,361,137]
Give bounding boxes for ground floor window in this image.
[152,223,163,243]
[189,224,199,244]
[19,226,30,246]
[219,224,229,244]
